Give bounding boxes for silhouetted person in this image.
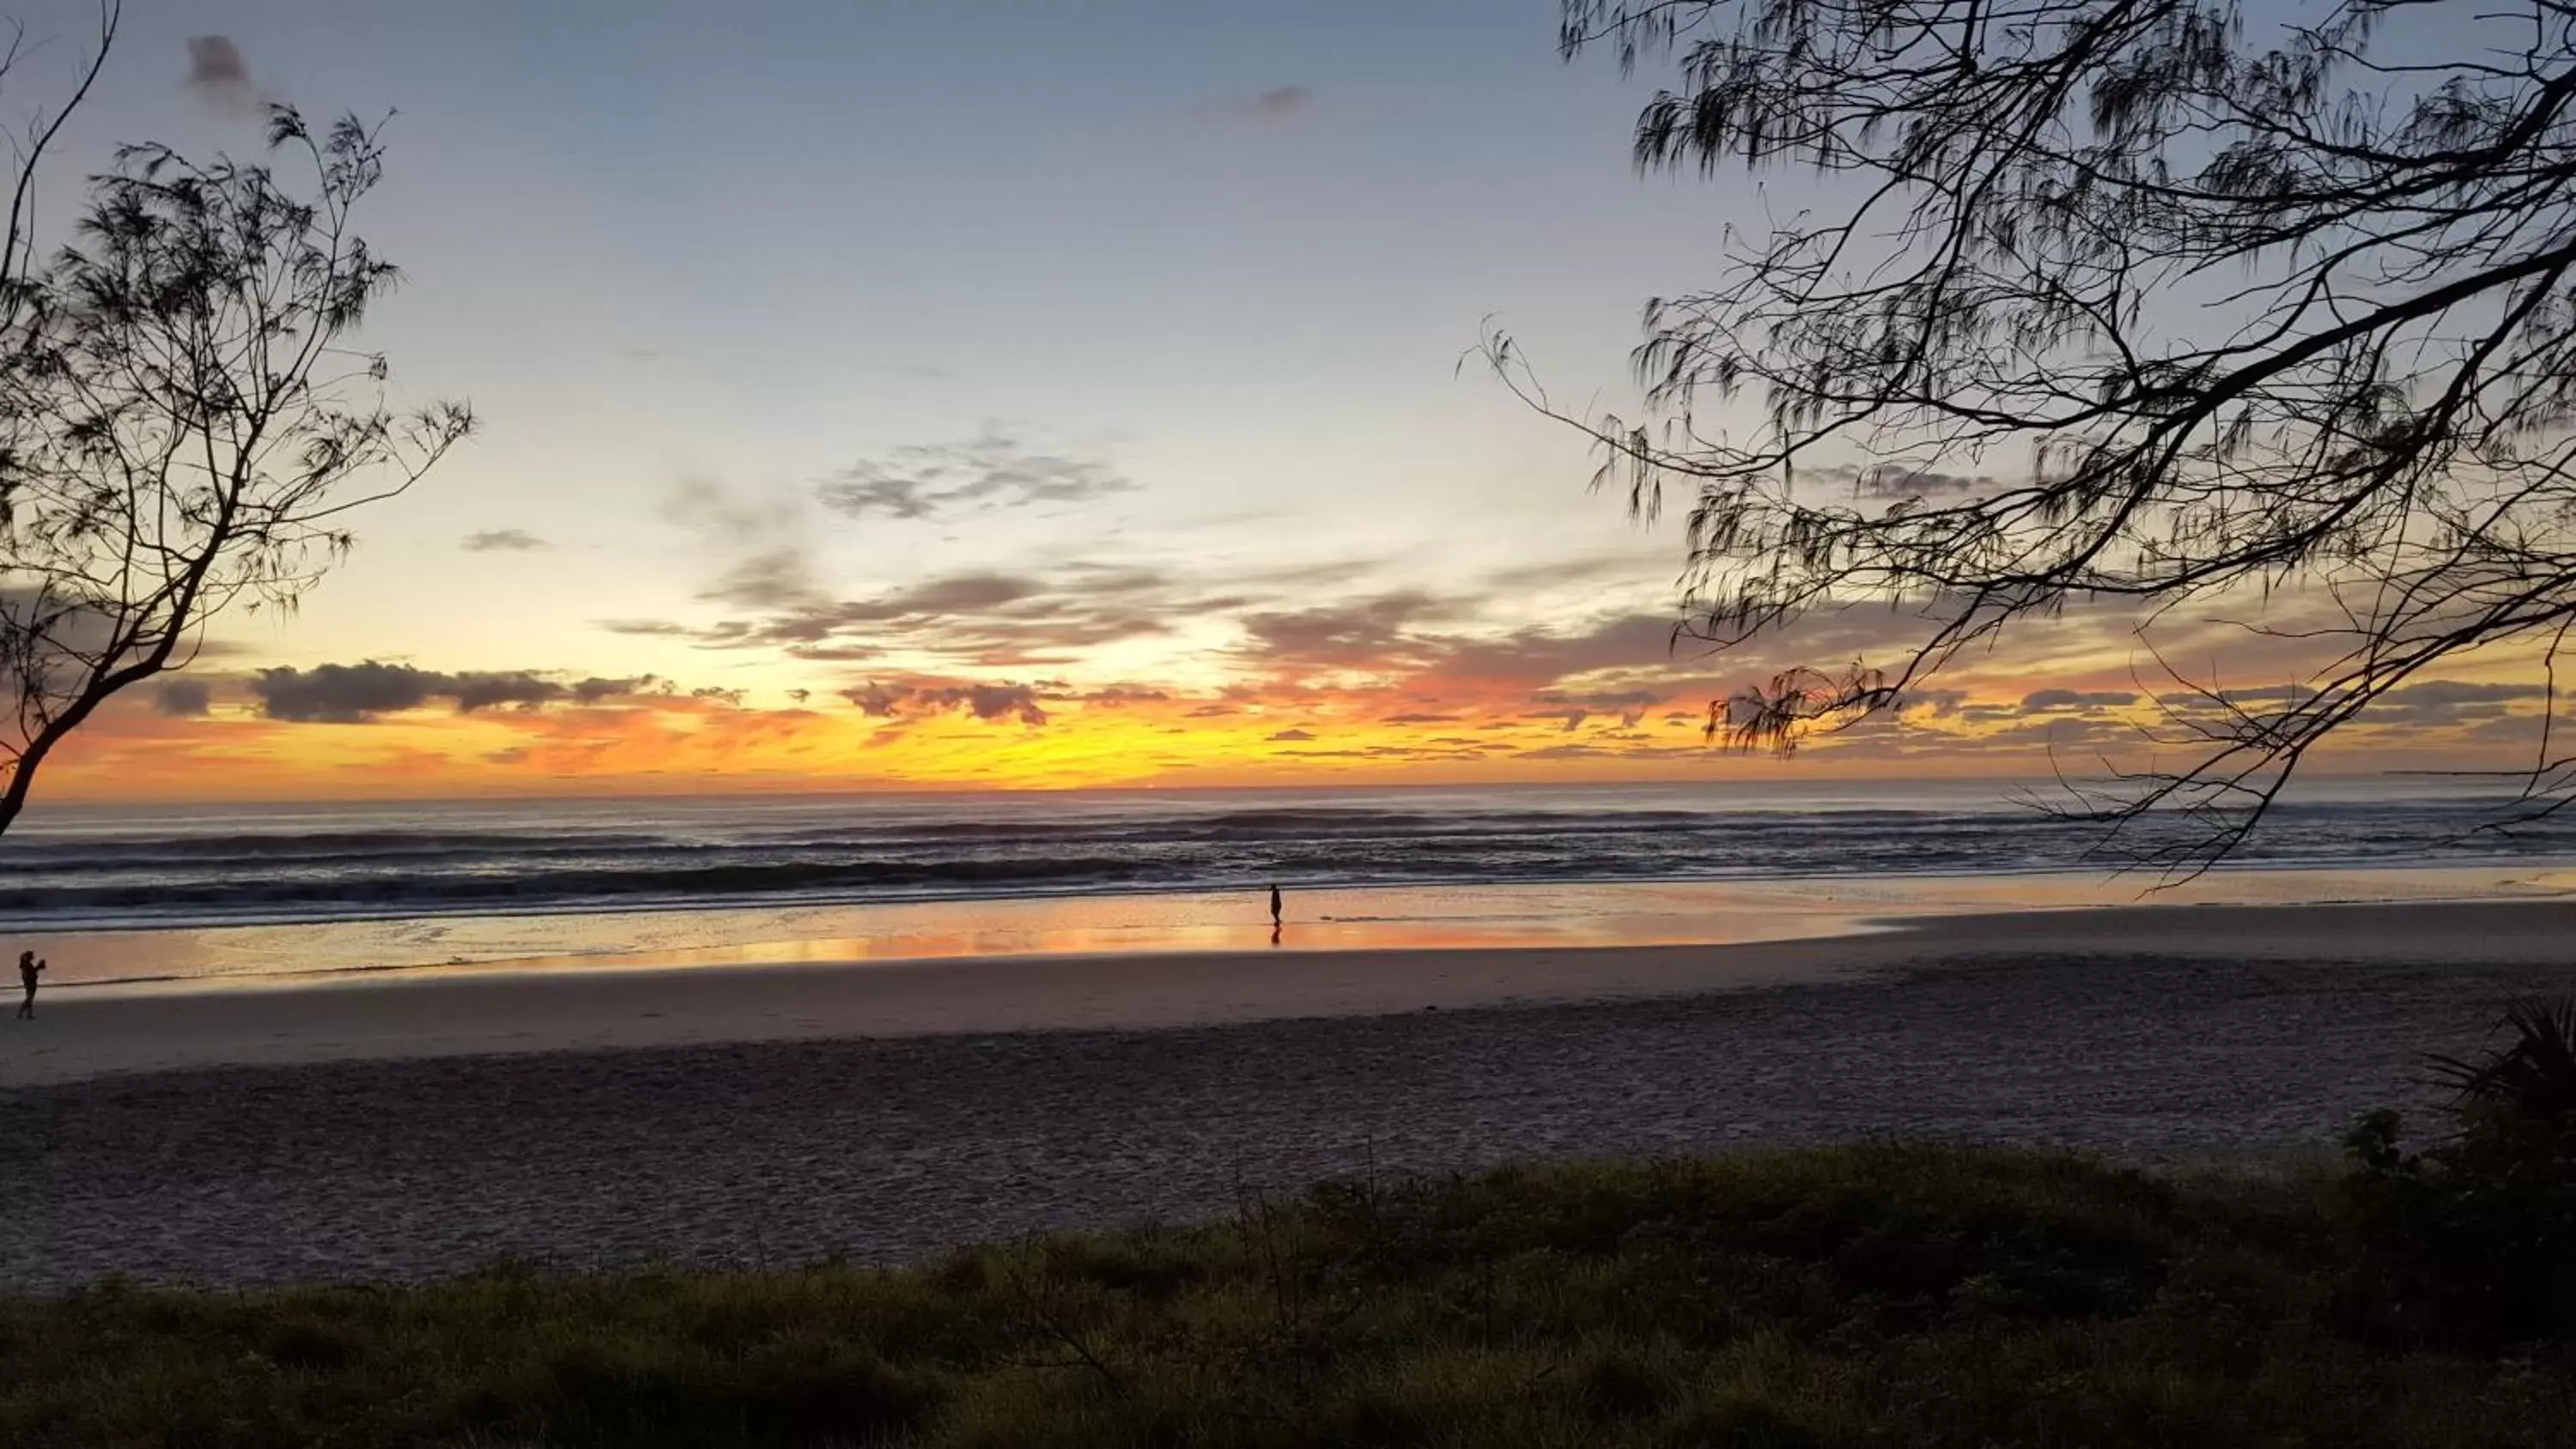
[1268,883,1282,929]
[15,952,39,1020]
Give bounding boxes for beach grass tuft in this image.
[3,1143,2573,1446]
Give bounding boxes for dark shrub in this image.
[2343,997,2576,1346]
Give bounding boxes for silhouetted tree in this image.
[0,106,472,832]
[1498,0,2576,869]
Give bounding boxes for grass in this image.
[3,1143,2572,1447]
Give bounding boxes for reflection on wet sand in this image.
[30,860,2576,994]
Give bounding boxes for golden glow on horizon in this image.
[19,568,2559,807]
[29,647,2561,805]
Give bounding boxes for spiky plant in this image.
[2427,997,2576,1125]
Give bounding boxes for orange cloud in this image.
[17,576,2567,807]
[19,658,2556,808]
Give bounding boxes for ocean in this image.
[7,776,2573,936]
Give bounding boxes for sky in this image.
[5,0,2560,803]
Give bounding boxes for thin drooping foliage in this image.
[2429,995,2576,1121]
[1500,0,2576,869]
[0,106,472,833]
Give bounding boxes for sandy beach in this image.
[3,900,2570,1293]
[6,897,2572,1083]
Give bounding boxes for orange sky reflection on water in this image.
[50,864,2576,996]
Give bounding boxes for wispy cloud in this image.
[1236,591,1454,673]
[662,477,826,611]
[462,530,550,553]
[1528,689,1661,731]
[1810,462,2000,499]
[1202,84,1314,124]
[2018,688,2137,714]
[834,678,1048,726]
[818,428,1138,522]
[183,36,273,116]
[648,561,1224,669]
[1084,686,1169,706]
[154,679,211,718]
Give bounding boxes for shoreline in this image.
[30,848,2576,937]
[5,897,2573,1086]
[20,859,2576,996]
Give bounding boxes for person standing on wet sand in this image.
[15,951,40,1020]
[1268,883,1283,929]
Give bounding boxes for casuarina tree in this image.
[0,105,472,832]
[1498,0,2576,868]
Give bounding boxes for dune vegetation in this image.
[3,1122,2573,1448]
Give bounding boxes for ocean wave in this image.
[0,853,1167,914]
[0,830,681,867]
[10,788,2576,931]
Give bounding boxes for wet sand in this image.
[2,900,2570,1292]
[9,899,2573,1085]
[28,862,2573,991]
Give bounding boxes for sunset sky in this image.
[11,0,2555,804]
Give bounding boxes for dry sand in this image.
[2,900,2571,1293]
